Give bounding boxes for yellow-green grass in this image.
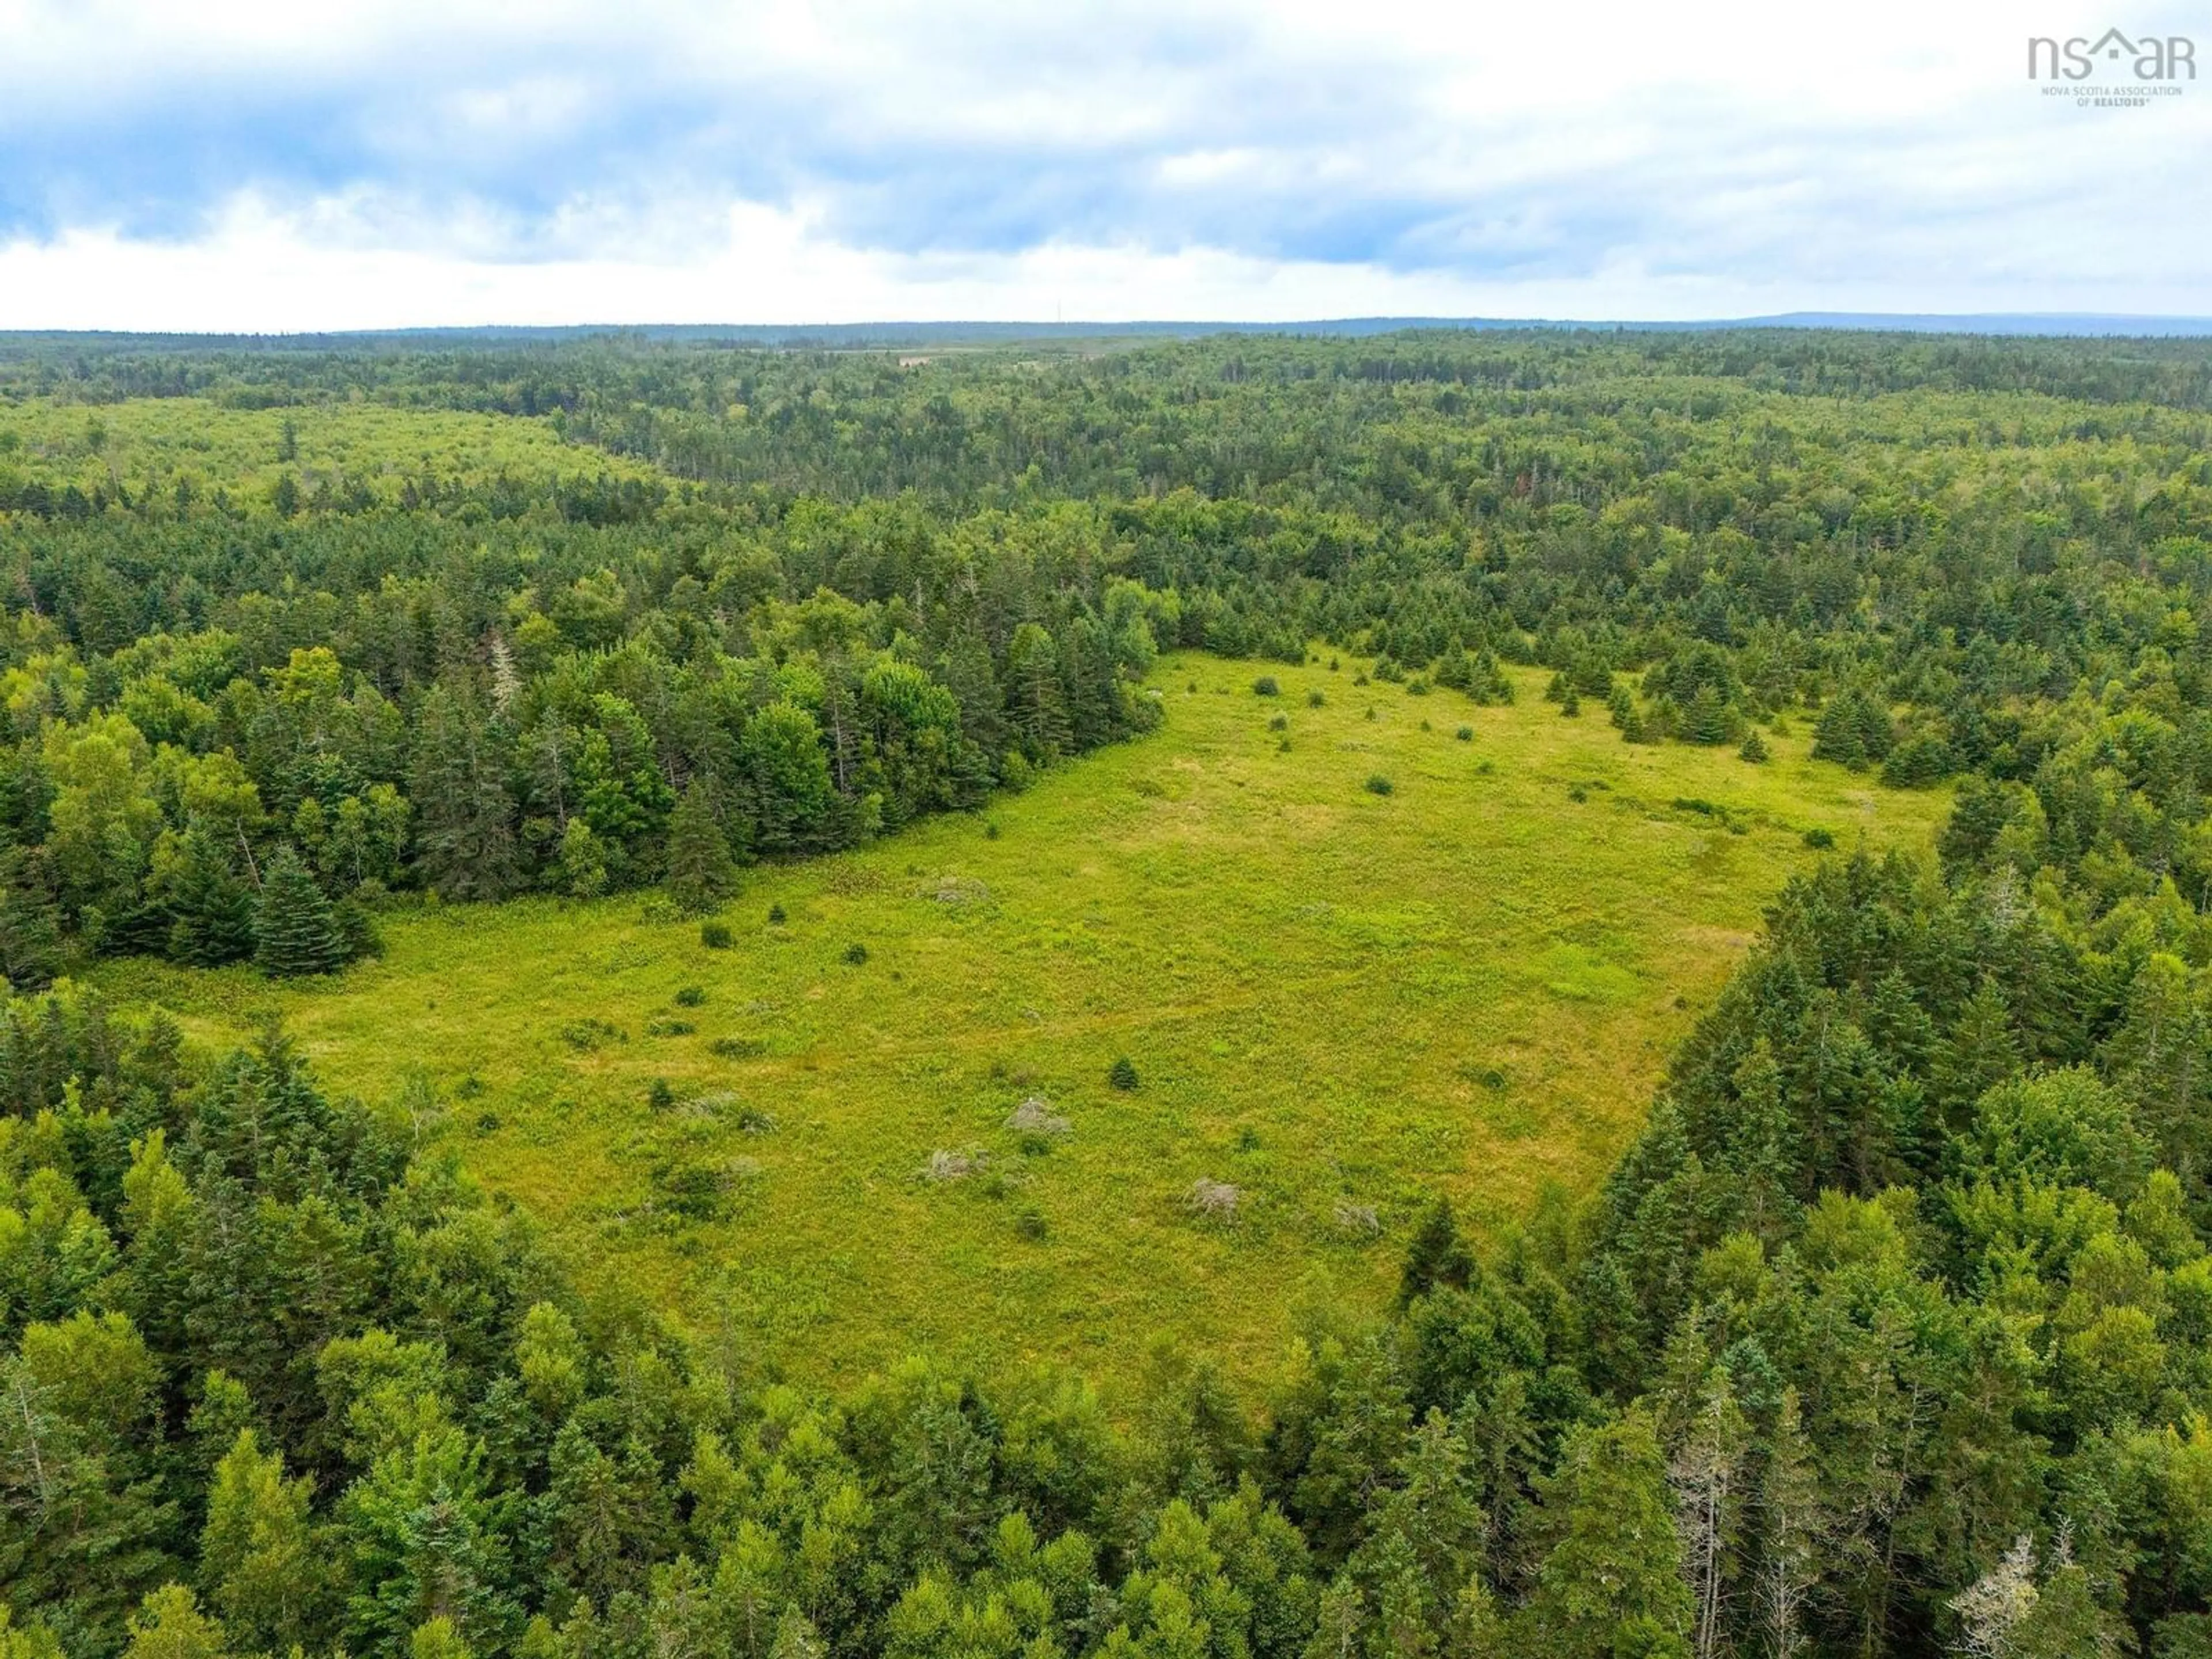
[0,396,658,509]
[88,656,1952,1388]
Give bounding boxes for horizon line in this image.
[7,312,2212,346]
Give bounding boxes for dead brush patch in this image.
[1006,1096,1071,1137]
[1333,1200,1381,1237]
[1187,1179,1241,1219]
[922,1147,987,1183]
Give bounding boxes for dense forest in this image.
[8,327,2212,1658]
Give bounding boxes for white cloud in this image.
[0,0,2206,325]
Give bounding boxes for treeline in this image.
[0,523,1170,979]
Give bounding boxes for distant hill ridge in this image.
[6,313,2212,350]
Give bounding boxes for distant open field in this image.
[90,654,1951,1388]
[0,395,656,509]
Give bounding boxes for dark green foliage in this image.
[842,941,869,965]
[1253,676,1281,696]
[410,687,520,902]
[1737,728,1768,764]
[1365,775,1394,795]
[767,902,787,923]
[251,848,347,978]
[1812,687,1896,770]
[662,780,740,916]
[1397,1198,1475,1305]
[1880,732,1952,787]
[1681,684,1730,745]
[1108,1055,1139,1090]
[164,829,256,967]
[1802,826,1834,849]
[673,985,704,1007]
[699,920,732,949]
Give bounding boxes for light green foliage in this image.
[0,397,663,514]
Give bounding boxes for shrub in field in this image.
[651,1154,734,1221]
[1307,688,1325,707]
[1804,826,1836,849]
[1365,775,1393,796]
[700,920,733,949]
[1268,713,1287,731]
[1252,675,1280,696]
[675,985,706,1006]
[1108,1056,1139,1090]
[843,942,869,965]
[560,1017,625,1051]
[709,1035,769,1059]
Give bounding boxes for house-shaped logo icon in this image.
[2028,27,2198,81]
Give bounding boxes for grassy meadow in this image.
[89,654,1952,1388]
[0,395,657,509]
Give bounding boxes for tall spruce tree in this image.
[409,687,520,901]
[166,827,256,967]
[1517,1408,1694,1659]
[665,781,740,916]
[253,847,346,977]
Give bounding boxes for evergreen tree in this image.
[664,782,740,916]
[1005,623,1072,760]
[1683,686,1730,747]
[1399,1199,1476,1305]
[165,828,256,968]
[1755,1389,1821,1659]
[252,849,346,978]
[410,687,520,901]
[1517,1410,1693,1659]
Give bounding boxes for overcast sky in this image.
[0,0,2205,329]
